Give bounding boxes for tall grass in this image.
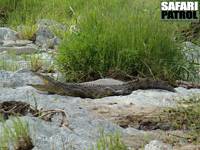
[0,0,70,27]
[57,0,191,82]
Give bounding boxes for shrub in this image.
[57,0,190,82]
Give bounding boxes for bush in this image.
[57,0,190,82]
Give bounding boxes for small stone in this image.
[145,140,173,150]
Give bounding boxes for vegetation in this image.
[17,24,37,40]
[0,117,33,150]
[57,0,192,82]
[0,52,55,72]
[0,0,199,83]
[89,130,127,150]
[0,0,67,26]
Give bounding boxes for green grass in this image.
[89,130,127,150]
[0,52,55,72]
[0,0,87,27]
[0,0,66,26]
[57,0,193,82]
[0,117,33,150]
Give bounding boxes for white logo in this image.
[161,1,199,20]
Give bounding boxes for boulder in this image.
[0,27,18,41]
[183,41,200,63]
[35,19,65,49]
[36,26,60,49]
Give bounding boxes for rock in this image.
[0,71,43,88]
[0,40,3,45]
[145,140,173,150]
[183,42,200,63]
[0,84,121,150]
[184,41,200,50]
[2,40,32,47]
[36,26,54,40]
[0,27,18,41]
[36,26,58,49]
[0,69,200,149]
[35,19,66,49]
[0,45,38,54]
[52,37,61,46]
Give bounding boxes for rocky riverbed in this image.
[0,70,200,150]
[0,23,200,150]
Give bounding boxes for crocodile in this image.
[28,72,175,99]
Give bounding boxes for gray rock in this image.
[0,45,38,54]
[52,37,61,46]
[36,26,54,40]
[36,26,57,49]
[3,40,32,47]
[145,140,173,150]
[35,19,65,49]
[0,40,3,45]
[0,27,18,41]
[0,85,121,150]
[0,71,43,88]
[0,68,200,149]
[183,42,200,63]
[85,87,200,108]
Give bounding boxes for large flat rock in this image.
[2,40,32,47]
[0,46,38,54]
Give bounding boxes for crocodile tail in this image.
[128,78,175,92]
[150,80,175,92]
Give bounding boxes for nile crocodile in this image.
[29,72,175,99]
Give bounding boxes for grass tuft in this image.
[0,117,33,150]
[89,130,127,150]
